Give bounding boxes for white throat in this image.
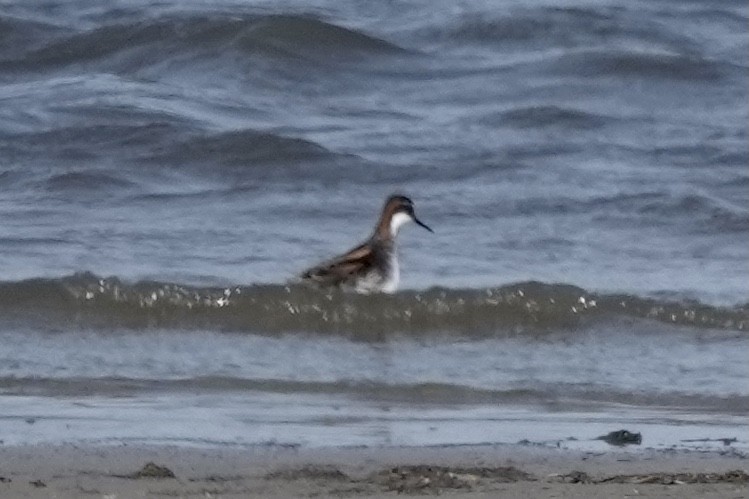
[389,212,413,236]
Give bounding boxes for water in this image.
[0,0,747,450]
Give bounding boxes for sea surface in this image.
[0,0,747,451]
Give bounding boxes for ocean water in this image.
[0,0,747,450]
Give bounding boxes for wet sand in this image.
[0,444,746,498]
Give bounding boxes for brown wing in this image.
[300,242,374,287]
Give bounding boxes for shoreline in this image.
[1,443,746,498]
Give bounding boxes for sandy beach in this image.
[1,443,746,498]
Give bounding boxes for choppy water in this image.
[0,0,747,449]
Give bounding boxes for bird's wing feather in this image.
[301,243,374,286]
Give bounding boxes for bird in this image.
[299,194,433,293]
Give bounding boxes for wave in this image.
[657,5,748,28]
[637,194,749,233]
[480,105,610,130]
[1,122,187,161]
[0,375,744,413]
[3,14,406,72]
[0,272,745,336]
[552,50,727,81]
[439,8,617,43]
[493,190,749,234]
[45,171,138,192]
[151,129,341,167]
[712,151,749,168]
[0,15,68,59]
[430,7,701,54]
[236,15,406,56]
[3,123,353,177]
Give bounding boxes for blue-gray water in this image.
[0,0,747,450]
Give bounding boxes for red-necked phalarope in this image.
[300,194,433,293]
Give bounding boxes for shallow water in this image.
[0,0,747,449]
[1,321,747,450]
[3,392,747,452]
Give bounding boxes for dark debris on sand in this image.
[263,464,749,494]
[264,465,349,481]
[552,470,749,485]
[599,470,749,485]
[596,429,642,446]
[379,465,535,493]
[555,470,593,484]
[126,462,176,479]
[264,464,536,494]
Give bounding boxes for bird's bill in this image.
[413,216,433,233]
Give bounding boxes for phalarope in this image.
[300,194,432,293]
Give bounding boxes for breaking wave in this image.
[1,272,745,336]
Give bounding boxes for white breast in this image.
[380,252,400,293]
[354,250,400,294]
